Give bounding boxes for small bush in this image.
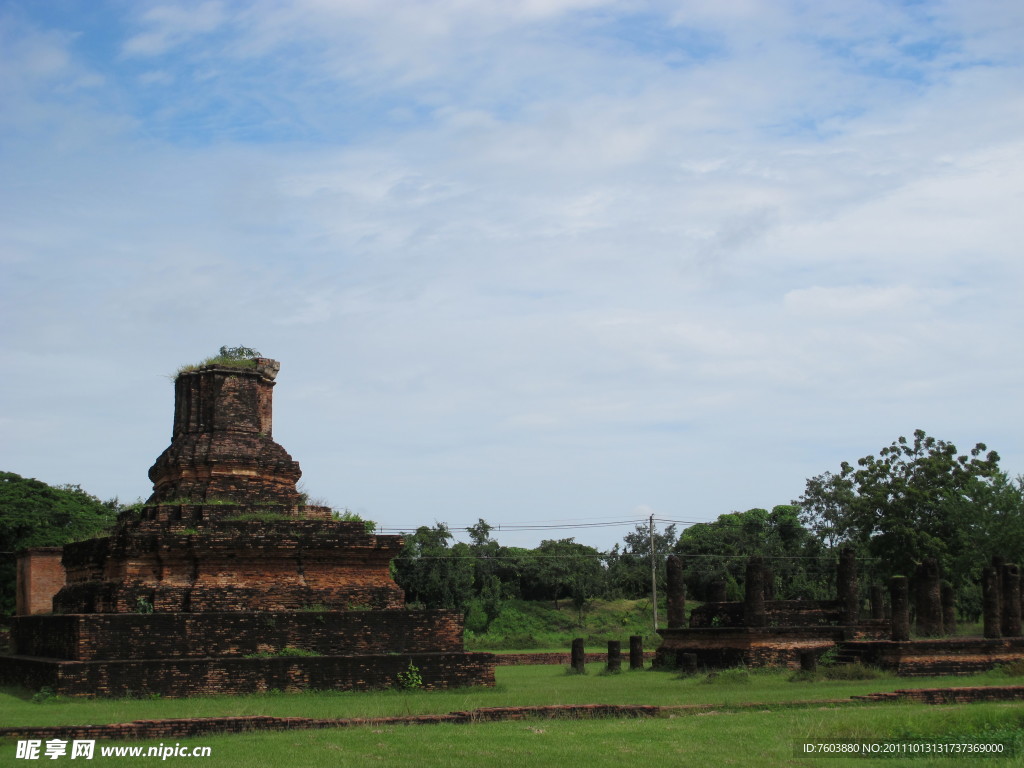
[396,662,423,690]
[31,687,58,704]
[817,647,839,667]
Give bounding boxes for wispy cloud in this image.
[1,0,1021,546]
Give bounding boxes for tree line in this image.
[4,430,1024,625]
[393,430,1024,628]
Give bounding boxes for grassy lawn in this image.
[3,664,1024,728]
[4,702,1023,767]
[5,664,1024,766]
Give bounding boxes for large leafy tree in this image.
[392,523,475,610]
[797,430,1018,588]
[0,472,118,614]
[674,506,830,601]
[519,538,604,615]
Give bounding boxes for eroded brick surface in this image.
[2,358,494,697]
[15,548,64,615]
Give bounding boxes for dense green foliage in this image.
[0,472,118,614]
[798,430,1024,595]
[674,505,831,601]
[394,431,1024,628]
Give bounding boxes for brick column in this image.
[744,556,766,627]
[606,640,622,673]
[1001,564,1022,637]
[889,576,910,641]
[983,566,1002,639]
[941,581,956,635]
[629,635,644,670]
[837,546,859,626]
[571,638,586,674]
[914,558,943,637]
[870,585,885,621]
[666,555,686,629]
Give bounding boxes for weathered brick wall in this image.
[55,515,405,613]
[15,548,65,615]
[12,610,465,660]
[0,652,495,698]
[689,600,842,628]
[839,637,1024,676]
[655,626,843,669]
[854,686,1024,704]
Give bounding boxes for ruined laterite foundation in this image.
[655,550,1024,676]
[1,357,494,697]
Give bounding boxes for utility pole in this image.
[650,513,658,634]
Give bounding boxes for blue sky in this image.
[2,0,1022,549]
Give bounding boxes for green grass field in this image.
[3,664,1023,727]
[4,665,1024,766]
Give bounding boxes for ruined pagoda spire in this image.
[146,354,302,506]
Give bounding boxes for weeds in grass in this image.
[992,660,1024,677]
[787,669,817,683]
[700,668,750,685]
[788,661,884,682]
[30,687,59,704]
[175,347,262,376]
[821,662,882,681]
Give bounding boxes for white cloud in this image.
[122,1,228,56]
[1,0,1023,545]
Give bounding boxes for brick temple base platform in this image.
[655,626,848,669]
[1,652,494,698]
[0,610,494,697]
[838,638,1024,676]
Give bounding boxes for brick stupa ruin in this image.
[2,355,495,697]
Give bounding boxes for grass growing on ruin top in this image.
[174,345,262,376]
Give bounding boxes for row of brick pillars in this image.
[665,549,864,631]
[982,558,1022,639]
[570,637,646,673]
[666,549,991,640]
